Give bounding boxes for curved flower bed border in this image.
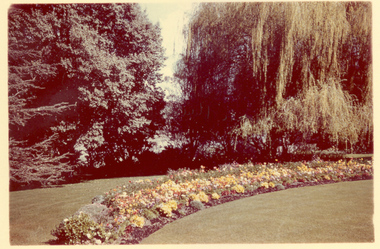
[51,158,373,245]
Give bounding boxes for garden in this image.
[8,2,373,245]
[50,157,373,245]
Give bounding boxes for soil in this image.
[118,175,373,244]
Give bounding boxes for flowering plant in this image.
[54,158,373,244]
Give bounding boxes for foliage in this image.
[51,212,108,245]
[190,200,205,210]
[52,209,133,245]
[53,158,373,244]
[8,3,166,187]
[142,208,159,220]
[75,204,111,224]
[174,2,372,160]
[9,135,74,189]
[8,5,75,188]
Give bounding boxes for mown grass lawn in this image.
[9,175,161,245]
[9,177,373,245]
[141,180,374,244]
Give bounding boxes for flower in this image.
[198,191,209,203]
[189,193,200,202]
[158,200,178,217]
[96,157,373,245]
[130,215,145,228]
[260,182,269,188]
[232,185,245,193]
[211,192,220,200]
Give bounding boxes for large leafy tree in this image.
[9,5,75,188]
[9,3,166,188]
[175,2,372,161]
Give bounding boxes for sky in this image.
[140,2,194,78]
[139,2,195,150]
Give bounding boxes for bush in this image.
[91,195,106,205]
[190,200,205,210]
[75,203,111,224]
[51,212,107,245]
[142,208,159,220]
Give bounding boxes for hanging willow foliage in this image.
[250,2,353,106]
[277,80,357,142]
[179,2,371,153]
[231,2,372,152]
[233,79,372,152]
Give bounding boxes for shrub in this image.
[75,203,111,224]
[91,195,106,204]
[275,184,285,190]
[188,193,200,202]
[51,212,107,245]
[142,208,159,220]
[190,200,205,210]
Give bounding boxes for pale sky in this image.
[140,2,194,78]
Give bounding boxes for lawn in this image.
[141,180,374,244]
[9,158,374,245]
[9,175,161,245]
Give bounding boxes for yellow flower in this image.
[232,185,245,193]
[159,200,178,217]
[268,182,275,188]
[198,191,209,203]
[167,200,178,211]
[189,193,200,202]
[260,182,269,188]
[324,175,331,180]
[130,215,145,228]
[211,192,220,200]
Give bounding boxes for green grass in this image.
[9,175,161,245]
[141,180,374,244]
[9,176,374,245]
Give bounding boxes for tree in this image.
[62,4,166,169]
[8,5,75,188]
[175,2,372,162]
[237,2,372,153]
[9,3,166,188]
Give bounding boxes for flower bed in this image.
[51,158,373,245]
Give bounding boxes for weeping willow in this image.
[233,2,372,152]
[276,80,362,148]
[181,2,371,153]
[250,2,353,106]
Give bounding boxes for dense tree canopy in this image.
[174,2,372,160]
[8,2,373,188]
[9,3,166,188]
